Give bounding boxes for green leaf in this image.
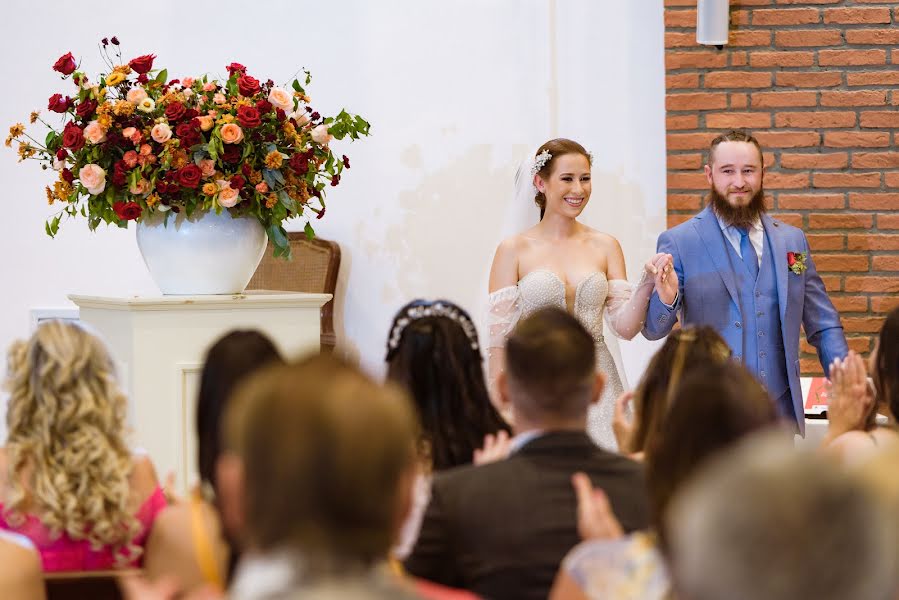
[155,69,168,84]
[292,79,302,92]
[304,222,315,240]
[277,190,297,213]
[267,225,291,259]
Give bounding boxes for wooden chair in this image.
[44,569,138,600]
[246,234,341,353]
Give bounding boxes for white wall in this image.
[0,0,666,433]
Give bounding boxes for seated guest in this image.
[404,307,649,600]
[613,326,731,458]
[0,321,164,570]
[144,331,284,594]
[0,531,44,599]
[385,299,511,557]
[667,434,897,600]
[824,307,899,464]
[551,362,778,600]
[217,354,426,599]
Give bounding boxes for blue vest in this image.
[723,230,792,415]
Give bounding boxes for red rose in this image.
[236,105,261,128]
[255,99,272,114]
[288,153,308,175]
[165,101,186,122]
[176,122,201,147]
[237,75,260,97]
[342,155,351,169]
[221,145,241,163]
[241,162,252,176]
[48,94,72,113]
[129,54,156,74]
[183,108,199,121]
[56,148,68,161]
[787,252,796,266]
[53,52,77,75]
[113,201,142,220]
[61,168,74,184]
[226,62,246,75]
[137,73,149,84]
[177,164,202,189]
[275,108,286,122]
[75,99,98,119]
[230,174,246,190]
[62,122,84,151]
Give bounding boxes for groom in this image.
[643,130,848,434]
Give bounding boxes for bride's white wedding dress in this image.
[488,269,654,450]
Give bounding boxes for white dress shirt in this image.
[715,213,764,267]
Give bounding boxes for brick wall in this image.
[664,0,899,375]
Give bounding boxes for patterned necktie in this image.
[737,226,759,281]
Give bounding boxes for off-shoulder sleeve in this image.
[486,286,522,402]
[604,270,654,341]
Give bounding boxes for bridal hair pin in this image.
[531,149,552,176]
[386,300,481,359]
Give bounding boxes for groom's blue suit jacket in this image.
[643,205,848,434]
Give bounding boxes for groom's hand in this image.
[654,254,678,305]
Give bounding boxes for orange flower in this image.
[45,186,54,204]
[265,193,278,209]
[264,151,283,169]
[202,182,218,196]
[29,111,39,124]
[146,193,160,207]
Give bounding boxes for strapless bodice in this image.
[518,270,608,341]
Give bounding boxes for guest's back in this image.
[0,531,45,600]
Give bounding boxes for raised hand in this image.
[827,351,875,438]
[653,253,678,305]
[473,430,512,465]
[571,472,624,541]
[612,391,635,454]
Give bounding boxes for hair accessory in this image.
[530,149,552,176]
[386,300,480,359]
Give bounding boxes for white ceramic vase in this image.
[136,209,267,295]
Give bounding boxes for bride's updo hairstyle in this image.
[533,138,592,220]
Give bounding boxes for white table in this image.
[69,291,331,492]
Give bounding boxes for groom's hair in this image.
[505,307,597,420]
[707,129,764,168]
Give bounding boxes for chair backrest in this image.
[44,569,137,600]
[246,233,341,353]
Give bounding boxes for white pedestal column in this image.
[68,291,331,492]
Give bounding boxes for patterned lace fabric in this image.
[562,531,670,600]
[487,270,653,450]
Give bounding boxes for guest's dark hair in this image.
[197,330,283,490]
[648,362,777,544]
[386,300,510,471]
[630,326,731,454]
[875,307,899,423]
[505,307,597,420]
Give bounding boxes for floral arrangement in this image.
[7,38,370,257]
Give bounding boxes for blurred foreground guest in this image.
[552,361,778,600]
[145,331,284,594]
[0,530,44,599]
[405,307,648,600]
[0,321,163,570]
[668,434,897,600]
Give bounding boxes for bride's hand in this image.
[649,253,677,305]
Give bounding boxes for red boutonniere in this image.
[787,251,807,275]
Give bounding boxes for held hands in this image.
[571,472,624,541]
[645,253,677,305]
[827,351,875,437]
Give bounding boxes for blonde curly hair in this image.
[3,320,141,562]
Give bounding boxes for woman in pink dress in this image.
[0,320,165,571]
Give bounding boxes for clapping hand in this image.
[571,472,624,541]
[645,253,677,305]
[473,430,512,465]
[612,391,635,455]
[827,351,875,438]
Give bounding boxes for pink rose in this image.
[139,143,153,156]
[182,77,194,88]
[289,110,309,126]
[219,123,244,144]
[213,93,226,105]
[197,115,214,132]
[198,159,216,177]
[79,164,106,195]
[123,150,139,168]
[216,180,240,207]
[310,124,332,145]
[122,126,142,144]
[202,82,216,92]
[151,123,172,143]
[255,181,269,193]
[267,87,293,112]
[83,120,108,145]
[126,87,148,104]
[129,178,150,195]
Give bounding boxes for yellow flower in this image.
[113,100,134,117]
[113,64,132,76]
[53,180,72,201]
[236,97,252,107]
[171,150,189,169]
[105,72,126,86]
[265,193,278,209]
[146,193,160,207]
[218,114,235,124]
[8,123,24,139]
[248,170,262,185]
[45,186,54,205]
[282,121,297,136]
[17,142,35,161]
[97,113,113,129]
[202,182,218,196]
[97,102,113,115]
[29,111,39,124]
[264,151,283,169]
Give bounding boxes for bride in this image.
[487,139,678,450]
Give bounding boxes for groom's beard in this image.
[708,185,766,229]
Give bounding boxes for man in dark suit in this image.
[404,307,649,600]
